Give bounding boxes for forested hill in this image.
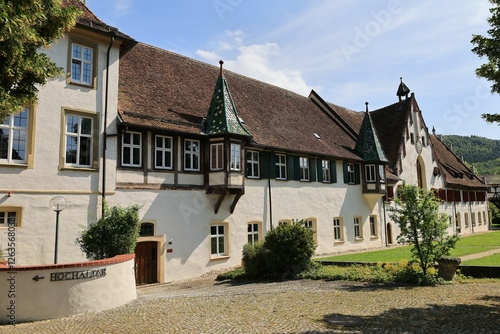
[441,135,500,179]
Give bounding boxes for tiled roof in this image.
[429,135,487,189]
[355,107,388,163]
[118,43,363,160]
[370,97,412,169]
[204,64,252,137]
[62,0,135,52]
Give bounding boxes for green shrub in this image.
[242,220,316,279]
[76,204,140,260]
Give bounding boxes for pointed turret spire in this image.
[204,60,252,137]
[355,102,388,162]
[396,77,410,101]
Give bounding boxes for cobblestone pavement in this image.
[1,275,499,334]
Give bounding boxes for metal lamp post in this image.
[50,196,67,264]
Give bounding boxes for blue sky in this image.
[86,0,500,139]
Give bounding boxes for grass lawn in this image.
[317,231,500,265]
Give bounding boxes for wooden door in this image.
[135,241,158,285]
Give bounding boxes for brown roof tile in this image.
[118,43,362,160]
[429,135,487,189]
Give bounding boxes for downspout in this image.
[268,152,273,230]
[383,199,388,247]
[102,32,115,217]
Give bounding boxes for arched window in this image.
[139,222,155,237]
[416,159,423,188]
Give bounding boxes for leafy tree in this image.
[76,204,141,260]
[0,0,80,119]
[388,184,459,275]
[471,0,500,124]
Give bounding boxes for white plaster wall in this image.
[0,257,136,324]
[108,161,387,282]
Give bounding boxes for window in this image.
[275,154,287,180]
[464,213,469,227]
[354,217,362,239]
[184,139,200,171]
[299,157,309,181]
[71,43,93,86]
[471,212,476,227]
[210,224,227,257]
[378,165,385,183]
[139,222,155,237]
[322,160,331,182]
[365,164,376,182]
[247,222,261,245]
[246,150,260,178]
[333,218,343,242]
[210,143,223,170]
[478,213,482,226]
[122,131,142,167]
[483,211,487,226]
[65,114,93,167]
[278,219,291,226]
[0,208,21,227]
[230,143,241,171]
[410,133,415,144]
[347,163,355,184]
[155,135,173,169]
[0,108,29,164]
[369,215,377,237]
[304,218,317,244]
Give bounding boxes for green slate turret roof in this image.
[204,61,252,137]
[355,103,388,163]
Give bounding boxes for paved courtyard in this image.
[1,274,499,334]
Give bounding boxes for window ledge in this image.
[0,163,28,168]
[210,255,230,261]
[61,167,97,172]
[333,240,345,245]
[370,236,379,240]
[354,237,364,242]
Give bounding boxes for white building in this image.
[0,1,490,284]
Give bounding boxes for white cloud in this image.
[196,33,313,96]
[114,0,132,17]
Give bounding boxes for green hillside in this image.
[441,135,500,180]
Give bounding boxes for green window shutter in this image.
[292,156,301,181]
[260,151,275,179]
[316,159,323,182]
[332,160,337,183]
[343,161,349,184]
[310,158,317,182]
[354,163,361,184]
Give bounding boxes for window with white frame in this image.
[71,43,93,86]
[210,224,227,257]
[347,163,355,184]
[275,153,287,180]
[155,135,173,169]
[0,108,29,164]
[247,222,261,245]
[210,142,224,170]
[333,217,343,241]
[369,215,377,237]
[299,157,309,181]
[0,208,21,227]
[122,131,142,167]
[378,165,385,183]
[322,160,331,182]
[184,139,200,171]
[230,143,241,171]
[246,150,260,178]
[365,164,376,182]
[65,114,94,167]
[354,217,362,239]
[304,218,317,243]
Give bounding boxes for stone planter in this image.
[437,257,461,281]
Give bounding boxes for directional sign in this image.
[32,275,45,282]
